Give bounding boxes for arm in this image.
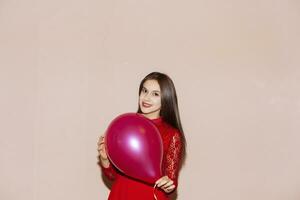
[165,130,182,190]
[156,129,183,193]
[98,136,118,181]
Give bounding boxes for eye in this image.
[154,93,160,96]
[142,88,147,93]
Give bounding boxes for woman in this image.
[98,72,186,200]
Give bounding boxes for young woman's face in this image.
[139,79,162,119]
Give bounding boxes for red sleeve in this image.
[100,162,118,181]
[165,129,183,190]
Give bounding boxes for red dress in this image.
[101,116,183,200]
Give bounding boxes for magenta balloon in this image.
[105,113,163,184]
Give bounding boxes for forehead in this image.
[143,80,161,92]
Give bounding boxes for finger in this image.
[98,136,104,143]
[98,141,104,146]
[162,180,174,189]
[99,143,107,151]
[155,177,165,186]
[98,139,105,146]
[167,185,175,190]
[155,175,167,185]
[164,185,175,193]
[100,152,107,158]
[99,150,107,157]
[98,143,105,150]
[97,145,103,152]
[98,144,106,151]
[100,138,105,145]
[157,179,169,188]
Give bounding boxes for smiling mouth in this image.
[142,102,152,108]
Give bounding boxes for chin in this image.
[140,107,152,114]
[140,109,149,114]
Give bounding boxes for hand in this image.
[97,135,109,161]
[155,175,175,193]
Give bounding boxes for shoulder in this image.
[163,122,182,139]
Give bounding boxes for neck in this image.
[141,113,160,120]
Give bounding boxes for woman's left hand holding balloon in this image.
[155,175,175,193]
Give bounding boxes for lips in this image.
[142,102,152,108]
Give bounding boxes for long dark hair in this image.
[137,72,187,166]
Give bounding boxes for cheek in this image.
[138,94,143,101]
[139,93,145,99]
[154,98,161,107]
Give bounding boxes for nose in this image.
[143,93,151,101]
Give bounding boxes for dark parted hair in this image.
[137,72,187,166]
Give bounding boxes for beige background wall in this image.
[1,0,300,200]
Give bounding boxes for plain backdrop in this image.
[0,0,300,200]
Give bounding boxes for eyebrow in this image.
[142,86,160,93]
